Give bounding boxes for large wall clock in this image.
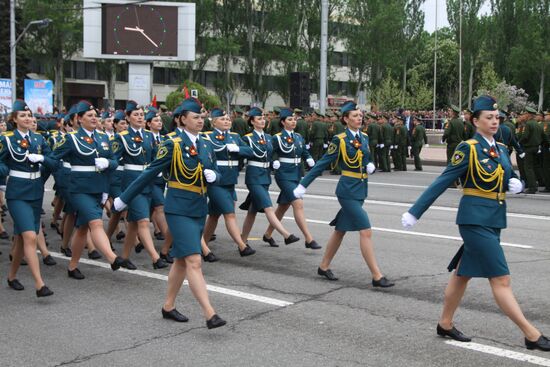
[102,3,178,57]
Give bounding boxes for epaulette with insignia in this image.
[144,129,151,133]
[68,131,77,135]
[171,137,182,143]
[337,132,346,138]
[119,130,129,135]
[229,132,238,135]
[244,133,253,137]
[361,132,368,136]
[2,131,14,136]
[275,132,282,136]
[97,131,106,135]
[465,139,478,144]
[167,132,176,136]
[49,129,58,133]
[203,131,213,134]
[109,135,115,141]
[496,142,506,147]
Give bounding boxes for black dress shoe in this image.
[262,235,278,247]
[206,314,227,329]
[372,276,395,288]
[317,267,338,281]
[202,252,218,263]
[116,230,126,240]
[111,256,125,271]
[87,250,102,260]
[135,243,144,253]
[436,324,472,342]
[160,252,174,264]
[162,308,189,322]
[36,285,54,298]
[7,278,24,291]
[42,255,57,266]
[9,254,27,266]
[0,231,9,239]
[239,245,256,257]
[60,247,72,257]
[305,240,322,249]
[154,231,165,241]
[525,335,550,351]
[68,268,85,280]
[284,234,300,245]
[121,258,137,270]
[153,258,168,269]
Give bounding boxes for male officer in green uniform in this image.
[366,113,380,169]
[294,109,309,142]
[310,110,328,163]
[542,111,550,192]
[519,107,542,193]
[463,108,476,140]
[411,116,428,170]
[379,114,393,172]
[329,111,346,175]
[442,105,465,163]
[394,116,408,171]
[231,107,248,137]
[269,107,282,136]
[534,111,547,188]
[159,105,171,133]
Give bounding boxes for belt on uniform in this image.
[216,160,239,166]
[167,181,206,194]
[341,170,368,179]
[71,165,97,172]
[124,164,149,171]
[248,161,270,168]
[9,170,41,180]
[463,188,506,201]
[116,166,124,171]
[279,157,301,164]
[62,162,71,169]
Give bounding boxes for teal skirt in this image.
[127,193,152,222]
[151,183,165,208]
[166,213,205,259]
[73,193,103,227]
[7,199,42,235]
[275,179,299,205]
[330,198,371,232]
[208,185,237,215]
[447,225,509,278]
[240,184,272,213]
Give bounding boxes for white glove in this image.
[379,143,385,148]
[425,144,430,148]
[293,184,306,199]
[0,185,6,192]
[376,144,380,148]
[366,162,376,174]
[272,160,281,170]
[401,212,418,229]
[204,169,217,183]
[323,144,328,149]
[94,157,109,171]
[101,193,109,205]
[306,144,311,150]
[508,178,523,194]
[518,152,525,159]
[113,197,127,211]
[226,143,240,152]
[27,153,44,163]
[440,139,444,144]
[390,145,395,150]
[306,158,315,168]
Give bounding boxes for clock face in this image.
[102,4,178,57]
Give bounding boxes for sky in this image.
[421,0,492,33]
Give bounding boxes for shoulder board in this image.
[244,133,253,137]
[171,137,182,143]
[275,132,282,136]
[496,142,506,147]
[229,132,239,135]
[49,129,58,133]
[167,131,176,136]
[109,135,115,141]
[361,132,368,136]
[203,131,213,134]
[97,131,105,135]
[119,130,129,135]
[144,129,151,133]
[465,139,478,145]
[336,132,346,138]
[2,131,14,136]
[68,131,77,135]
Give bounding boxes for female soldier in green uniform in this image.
[294,101,394,287]
[114,98,226,328]
[402,95,550,351]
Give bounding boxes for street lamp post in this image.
[9,0,51,102]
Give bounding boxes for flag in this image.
[183,84,190,99]
[151,95,157,108]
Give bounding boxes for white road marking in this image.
[282,216,534,249]
[317,178,428,189]
[234,188,550,222]
[48,252,294,308]
[446,340,550,366]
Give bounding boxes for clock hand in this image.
[124,26,141,32]
[137,29,159,48]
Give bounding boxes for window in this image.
[75,61,86,79]
[167,68,180,85]
[116,64,128,82]
[153,67,166,84]
[85,62,97,80]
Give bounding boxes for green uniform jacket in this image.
[519,120,542,152]
[442,118,465,145]
[382,123,393,145]
[310,120,328,142]
[412,125,428,148]
[367,123,381,145]
[295,118,310,142]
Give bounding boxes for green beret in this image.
[293,108,303,113]
[524,106,537,114]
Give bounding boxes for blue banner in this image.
[0,78,12,115]
[24,79,53,114]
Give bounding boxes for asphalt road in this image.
[1,164,550,367]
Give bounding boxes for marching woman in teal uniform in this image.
[50,100,124,279]
[145,107,173,263]
[262,108,320,249]
[114,98,226,328]
[294,101,394,287]
[402,95,550,351]
[200,108,256,257]
[111,101,167,270]
[1,99,56,297]
[240,107,300,246]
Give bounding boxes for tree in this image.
[165,81,221,111]
[371,73,403,111]
[405,69,433,110]
[22,0,82,110]
[400,0,426,106]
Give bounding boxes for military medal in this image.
[352,139,361,149]
[133,136,143,143]
[216,134,225,141]
[19,139,29,149]
[258,139,266,145]
[285,136,294,144]
[189,145,198,156]
[489,146,499,158]
[83,136,93,144]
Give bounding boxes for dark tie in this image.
[156,135,161,144]
[291,132,295,140]
[90,132,95,142]
[136,130,142,140]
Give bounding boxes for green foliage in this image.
[405,70,433,110]
[165,81,221,111]
[477,62,501,93]
[372,74,403,111]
